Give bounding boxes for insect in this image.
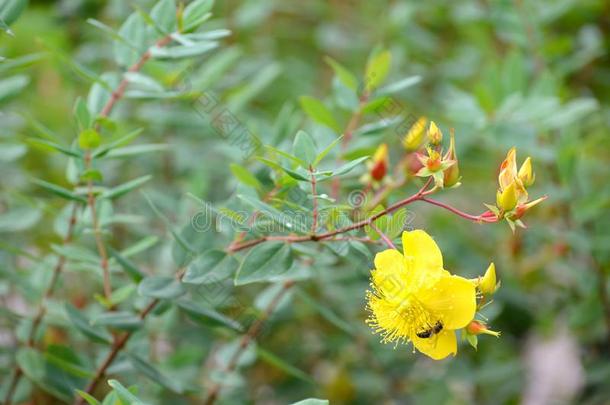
[416,320,444,339]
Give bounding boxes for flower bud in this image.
[402,117,428,151]
[442,131,460,187]
[370,143,388,181]
[518,157,535,187]
[466,320,501,337]
[428,121,443,146]
[479,262,498,295]
[496,180,518,211]
[498,147,517,191]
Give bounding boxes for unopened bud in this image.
[370,144,388,181]
[479,262,498,295]
[466,320,501,337]
[443,130,460,187]
[498,147,517,191]
[428,121,443,145]
[518,157,535,187]
[497,180,518,211]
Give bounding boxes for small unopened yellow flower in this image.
[428,121,443,145]
[472,262,498,295]
[366,230,476,360]
[443,130,460,188]
[402,117,428,151]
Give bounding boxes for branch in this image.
[86,34,173,301]
[418,197,498,223]
[3,203,80,405]
[73,296,161,405]
[202,280,295,405]
[228,178,434,253]
[368,222,396,249]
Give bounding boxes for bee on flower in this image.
[366,230,498,360]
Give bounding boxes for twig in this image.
[202,280,295,405]
[368,222,396,249]
[3,203,80,405]
[309,165,318,233]
[418,197,497,223]
[74,266,185,404]
[85,34,173,301]
[228,178,434,252]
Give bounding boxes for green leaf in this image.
[74,97,92,130]
[183,249,238,284]
[256,347,314,383]
[377,75,421,95]
[183,0,214,32]
[65,304,113,344]
[237,194,307,233]
[99,175,152,199]
[127,353,183,393]
[227,62,282,113]
[149,0,176,34]
[177,299,243,331]
[281,165,310,182]
[44,345,94,378]
[230,163,261,189]
[324,56,358,91]
[299,96,339,132]
[0,0,27,29]
[293,130,317,167]
[91,311,143,331]
[27,138,82,158]
[0,75,28,102]
[316,156,369,182]
[365,49,391,93]
[104,144,168,159]
[295,289,355,335]
[108,379,148,405]
[78,129,101,149]
[17,347,85,402]
[92,127,144,158]
[0,206,41,232]
[138,276,186,299]
[31,178,87,203]
[75,390,102,405]
[290,399,329,405]
[108,247,145,282]
[87,18,138,51]
[312,135,343,167]
[114,13,150,67]
[235,242,294,286]
[150,42,218,59]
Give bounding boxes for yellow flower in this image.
[402,117,428,151]
[366,230,476,360]
[496,180,518,211]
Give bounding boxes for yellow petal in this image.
[372,249,406,298]
[412,328,457,360]
[418,275,476,330]
[402,229,443,271]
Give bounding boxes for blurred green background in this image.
[1,0,610,404]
